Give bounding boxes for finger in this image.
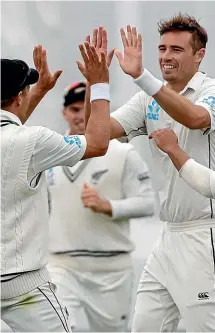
[100,51,107,68]
[85,42,95,62]
[127,25,133,46]
[101,28,108,54]
[97,26,103,49]
[107,49,115,67]
[79,44,89,64]
[132,26,137,48]
[85,35,90,43]
[114,49,123,64]
[76,61,85,75]
[33,46,38,69]
[90,45,99,63]
[137,33,142,51]
[40,48,49,74]
[92,28,98,47]
[120,28,128,48]
[53,69,63,82]
[37,45,43,71]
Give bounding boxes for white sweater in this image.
[1,110,86,298]
[48,139,154,262]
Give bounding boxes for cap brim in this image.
[26,68,39,86]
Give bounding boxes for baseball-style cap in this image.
[63,82,86,107]
[1,59,39,100]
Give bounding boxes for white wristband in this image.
[90,83,110,102]
[134,69,163,96]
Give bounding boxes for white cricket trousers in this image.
[132,220,215,332]
[48,254,133,332]
[1,281,70,332]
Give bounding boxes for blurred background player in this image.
[1,40,111,332]
[47,82,155,332]
[150,128,215,199]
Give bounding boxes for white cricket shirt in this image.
[111,72,215,223]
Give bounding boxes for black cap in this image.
[1,59,39,100]
[63,82,86,107]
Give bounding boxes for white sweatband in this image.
[90,83,110,102]
[179,158,214,198]
[134,69,163,96]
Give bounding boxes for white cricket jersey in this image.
[47,139,154,256]
[0,110,86,297]
[111,72,215,223]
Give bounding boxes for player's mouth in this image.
[162,64,177,70]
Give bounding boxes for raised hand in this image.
[33,45,62,92]
[86,27,114,67]
[115,25,143,79]
[76,41,109,85]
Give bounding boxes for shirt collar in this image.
[181,71,207,94]
[163,71,207,94]
[0,110,22,126]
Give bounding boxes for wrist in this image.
[90,83,110,102]
[165,144,181,155]
[100,200,112,216]
[131,68,144,80]
[134,68,163,96]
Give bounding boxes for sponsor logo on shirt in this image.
[64,135,82,148]
[91,169,108,184]
[146,100,161,120]
[198,292,209,300]
[201,96,215,111]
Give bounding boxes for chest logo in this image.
[91,169,108,184]
[146,100,161,120]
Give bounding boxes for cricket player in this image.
[150,128,215,199]
[85,14,215,332]
[1,40,111,332]
[47,81,155,332]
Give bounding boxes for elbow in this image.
[183,110,210,130]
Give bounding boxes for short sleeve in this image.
[111,91,147,141]
[32,127,87,175]
[195,81,215,134]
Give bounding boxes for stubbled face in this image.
[63,101,85,135]
[158,31,204,85]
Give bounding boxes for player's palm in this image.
[33,45,62,91]
[115,25,143,79]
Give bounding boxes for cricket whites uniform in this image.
[47,139,155,332]
[111,71,215,332]
[0,110,86,332]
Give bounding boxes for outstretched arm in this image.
[150,128,215,199]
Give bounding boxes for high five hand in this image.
[33,45,62,92]
[76,41,109,85]
[86,27,114,67]
[115,25,143,79]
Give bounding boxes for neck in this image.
[166,70,198,93]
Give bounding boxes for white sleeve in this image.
[195,82,215,134]
[179,158,215,199]
[32,127,87,175]
[111,91,147,141]
[109,147,155,220]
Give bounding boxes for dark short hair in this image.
[158,13,208,53]
[1,59,39,107]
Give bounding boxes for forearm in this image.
[154,86,209,129]
[166,145,190,171]
[109,195,154,221]
[85,98,110,156]
[179,158,215,199]
[24,85,48,123]
[134,70,210,129]
[84,81,91,128]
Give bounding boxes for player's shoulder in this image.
[109,138,133,151]
[202,75,215,89]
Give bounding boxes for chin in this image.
[162,72,177,82]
